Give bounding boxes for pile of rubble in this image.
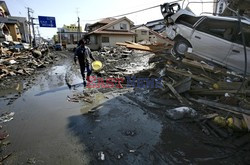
[0,41,56,80]
[139,48,250,133]
[110,41,250,135]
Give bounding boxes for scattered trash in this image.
[124,130,136,137]
[0,131,9,140]
[165,107,197,120]
[117,153,124,159]
[98,151,105,161]
[0,153,12,162]
[0,112,15,123]
[2,140,11,146]
[27,157,36,164]
[67,93,93,103]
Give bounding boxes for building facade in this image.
[0,1,28,42]
[86,17,135,50]
[56,24,85,46]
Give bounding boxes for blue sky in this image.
[5,0,213,39]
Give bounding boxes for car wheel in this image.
[170,47,176,56]
[173,38,191,57]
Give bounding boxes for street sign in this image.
[38,16,56,28]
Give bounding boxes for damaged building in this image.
[85,17,135,50]
[0,1,29,43]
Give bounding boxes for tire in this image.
[173,38,191,57]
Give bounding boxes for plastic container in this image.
[92,60,103,72]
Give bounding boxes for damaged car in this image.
[161,3,250,74]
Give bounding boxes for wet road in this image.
[0,51,239,164]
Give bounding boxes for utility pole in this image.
[31,17,36,47]
[36,26,40,44]
[27,7,36,47]
[59,28,62,45]
[27,7,32,46]
[77,17,80,41]
[76,8,80,42]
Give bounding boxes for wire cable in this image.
[82,0,182,22]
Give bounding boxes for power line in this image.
[82,5,159,22]
[86,0,182,22]
[81,0,182,22]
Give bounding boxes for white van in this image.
[161,3,250,74]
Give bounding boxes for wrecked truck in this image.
[161,3,250,74]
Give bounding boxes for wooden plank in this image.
[116,42,130,46]
[182,58,215,72]
[174,77,192,93]
[116,42,152,51]
[189,89,250,96]
[216,81,243,90]
[189,98,250,115]
[166,83,184,104]
[166,67,215,84]
[125,44,152,51]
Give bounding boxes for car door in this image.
[190,18,233,65]
[226,22,250,73]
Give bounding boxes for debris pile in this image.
[146,50,250,134]
[91,45,154,78]
[0,42,56,80]
[113,41,250,136]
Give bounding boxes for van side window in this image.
[175,15,201,28]
[234,23,250,47]
[196,18,236,42]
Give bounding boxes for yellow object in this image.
[227,117,234,128]
[213,83,219,89]
[92,61,103,71]
[213,116,227,127]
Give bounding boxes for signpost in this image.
[38,16,56,28]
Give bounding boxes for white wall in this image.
[107,20,131,31]
[101,34,134,47]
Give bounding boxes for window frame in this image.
[102,36,109,43]
[196,17,237,42]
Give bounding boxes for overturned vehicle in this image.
[161,3,250,74]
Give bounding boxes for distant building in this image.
[57,24,85,46]
[86,17,135,50]
[10,16,29,43]
[131,24,170,44]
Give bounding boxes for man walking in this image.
[74,39,95,86]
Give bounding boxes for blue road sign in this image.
[38,16,56,28]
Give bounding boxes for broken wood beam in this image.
[166,67,215,84]
[189,98,250,115]
[182,58,215,72]
[166,83,185,104]
[189,89,250,96]
[215,81,244,90]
